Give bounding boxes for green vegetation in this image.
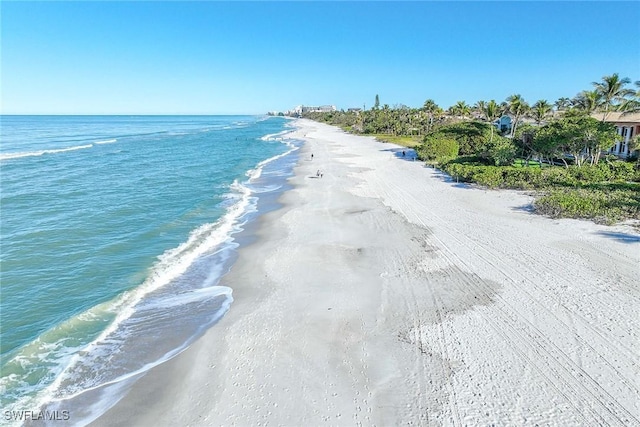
[372,134,421,148]
[534,188,639,224]
[512,159,545,168]
[302,73,639,224]
[439,159,640,223]
[440,159,639,189]
[426,121,493,155]
[532,111,618,167]
[417,135,459,162]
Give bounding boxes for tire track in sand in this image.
[374,172,639,426]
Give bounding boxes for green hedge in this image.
[605,161,638,182]
[534,189,640,224]
[418,135,459,161]
[437,160,640,223]
[440,161,640,189]
[423,121,494,156]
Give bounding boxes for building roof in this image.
[592,111,640,124]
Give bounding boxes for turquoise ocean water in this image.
[0,115,299,424]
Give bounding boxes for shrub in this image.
[418,136,459,161]
[605,161,638,182]
[534,188,640,224]
[487,138,517,166]
[442,163,475,182]
[511,124,537,160]
[471,167,504,188]
[568,165,611,183]
[502,167,541,189]
[437,158,640,224]
[443,155,486,166]
[540,167,579,187]
[425,121,494,155]
[534,189,604,218]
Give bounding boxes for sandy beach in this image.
[92,119,639,426]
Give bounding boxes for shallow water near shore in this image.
[0,115,300,424]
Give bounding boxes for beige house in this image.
[599,112,640,158]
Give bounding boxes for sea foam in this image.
[0,144,94,161]
[0,120,302,426]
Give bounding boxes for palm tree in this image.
[422,99,439,133]
[412,109,425,136]
[531,100,553,125]
[422,99,438,112]
[474,101,487,119]
[484,100,501,142]
[621,81,640,114]
[450,101,471,118]
[458,101,472,118]
[506,94,529,138]
[432,106,445,126]
[395,104,411,136]
[592,73,633,121]
[382,104,391,133]
[572,90,602,114]
[554,97,571,112]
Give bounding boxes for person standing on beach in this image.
[311,153,314,160]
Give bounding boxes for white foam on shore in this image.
[39,196,253,399]
[0,128,303,427]
[260,129,290,142]
[2,206,242,424]
[35,286,234,427]
[247,184,283,194]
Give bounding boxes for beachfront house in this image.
[600,112,640,159]
[300,105,337,114]
[285,105,337,117]
[493,115,512,134]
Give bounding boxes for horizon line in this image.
[0,113,273,117]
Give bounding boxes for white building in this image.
[493,115,512,133]
[300,105,337,113]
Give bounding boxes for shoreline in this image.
[90,119,638,426]
[15,118,301,427]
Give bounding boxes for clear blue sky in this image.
[2,1,639,115]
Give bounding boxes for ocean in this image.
[0,115,300,425]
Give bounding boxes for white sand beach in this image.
[93,119,639,426]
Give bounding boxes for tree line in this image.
[303,73,639,167]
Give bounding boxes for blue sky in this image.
[2,1,639,115]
